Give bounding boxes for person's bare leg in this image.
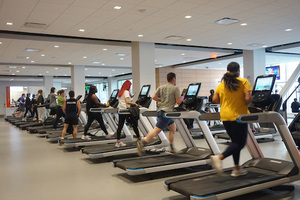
[167,123,176,145]
[73,125,77,138]
[61,124,69,139]
[144,127,162,143]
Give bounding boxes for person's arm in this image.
[91,94,107,107]
[125,97,138,107]
[77,100,81,116]
[62,101,66,114]
[152,93,161,102]
[212,93,220,104]
[244,91,252,104]
[176,97,182,105]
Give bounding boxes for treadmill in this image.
[113,83,221,175]
[164,74,300,200]
[58,89,132,148]
[81,85,170,159]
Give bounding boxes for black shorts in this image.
[65,116,78,125]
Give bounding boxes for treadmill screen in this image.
[111,90,118,98]
[186,84,200,96]
[254,76,273,91]
[140,86,149,96]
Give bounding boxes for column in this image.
[107,77,117,96]
[131,42,156,103]
[71,65,85,99]
[243,49,266,85]
[43,76,53,97]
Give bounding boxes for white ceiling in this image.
[0,0,300,81]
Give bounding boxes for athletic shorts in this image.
[65,116,78,125]
[156,110,174,130]
[19,106,25,112]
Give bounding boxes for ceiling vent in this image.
[24,22,48,29]
[165,35,185,40]
[215,17,239,25]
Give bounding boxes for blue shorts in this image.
[156,110,174,130]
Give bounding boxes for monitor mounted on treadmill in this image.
[250,74,276,112]
[182,83,201,109]
[136,85,151,108]
[108,89,119,108]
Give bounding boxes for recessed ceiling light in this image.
[114,6,121,9]
[16,70,20,72]
[101,63,105,65]
[31,61,35,63]
[0,42,2,44]
[120,58,124,60]
[68,62,72,64]
[85,68,88,71]
[122,73,125,74]
[262,45,268,48]
[138,34,143,37]
[22,66,25,69]
[227,42,232,45]
[181,53,185,56]
[12,73,15,75]
[115,53,127,56]
[186,38,192,42]
[240,23,247,26]
[103,48,107,51]
[112,69,115,71]
[6,22,13,25]
[41,54,45,56]
[46,71,49,73]
[83,56,87,58]
[55,68,58,70]
[9,66,17,68]
[98,72,101,74]
[185,15,192,19]
[54,45,59,48]
[26,57,30,59]
[285,29,292,32]
[25,48,40,52]
[10,79,13,81]
[79,29,85,32]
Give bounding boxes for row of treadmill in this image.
[5,74,300,200]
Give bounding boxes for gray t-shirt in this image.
[49,93,57,108]
[155,82,181,112]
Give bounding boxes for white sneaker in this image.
[22,118,25,121]
[210,155,223,174]
[231,167,248,177]
[81,135,91,140]
[115,141,126,147]
[106,132,114,139]
[33,118,37,121]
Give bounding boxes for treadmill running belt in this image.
[168,167,285,198]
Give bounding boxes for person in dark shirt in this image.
[22,93,33,121]
[31,94,38,120]
[19,93,25,114]
[36,89,45,123]
[61,90,81,139]
[291,98,300,113]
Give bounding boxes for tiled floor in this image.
[1,118,300,200]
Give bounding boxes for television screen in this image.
[140,86,149,96]
[111,90,118,98]
[186,84,200,96]
[266,66,280,80]
[254,76,274,91]
[85,85,91,94]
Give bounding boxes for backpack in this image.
[127,105,140,124]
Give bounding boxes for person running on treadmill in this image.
[31,94,38,121]
[36,89,45,123]
[22,93,33,121]
[82,86,113,140]
[19,93,25,119]
[137,72,182,156]
[49,87,57,117]
[53,90,65,129]
[115,80,140,147]
[210,62,252,177]
[61,90,81,139]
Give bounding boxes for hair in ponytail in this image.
[222,62,240,92]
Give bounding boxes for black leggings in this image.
[53,106,65,129]
[32,107,38,118]
[222,121,248,165]
[24,107,33,118]
[116,114,140,140]
[84,112,108,135]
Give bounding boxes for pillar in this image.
[71,65,85,99]
[43,76,53,97]
[243,49,266,85]
[131,42,156,103]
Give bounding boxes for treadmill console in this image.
[136,85,151,108]
[249,74,276,112]
[176,83,202,111]
[108,89,119,108]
